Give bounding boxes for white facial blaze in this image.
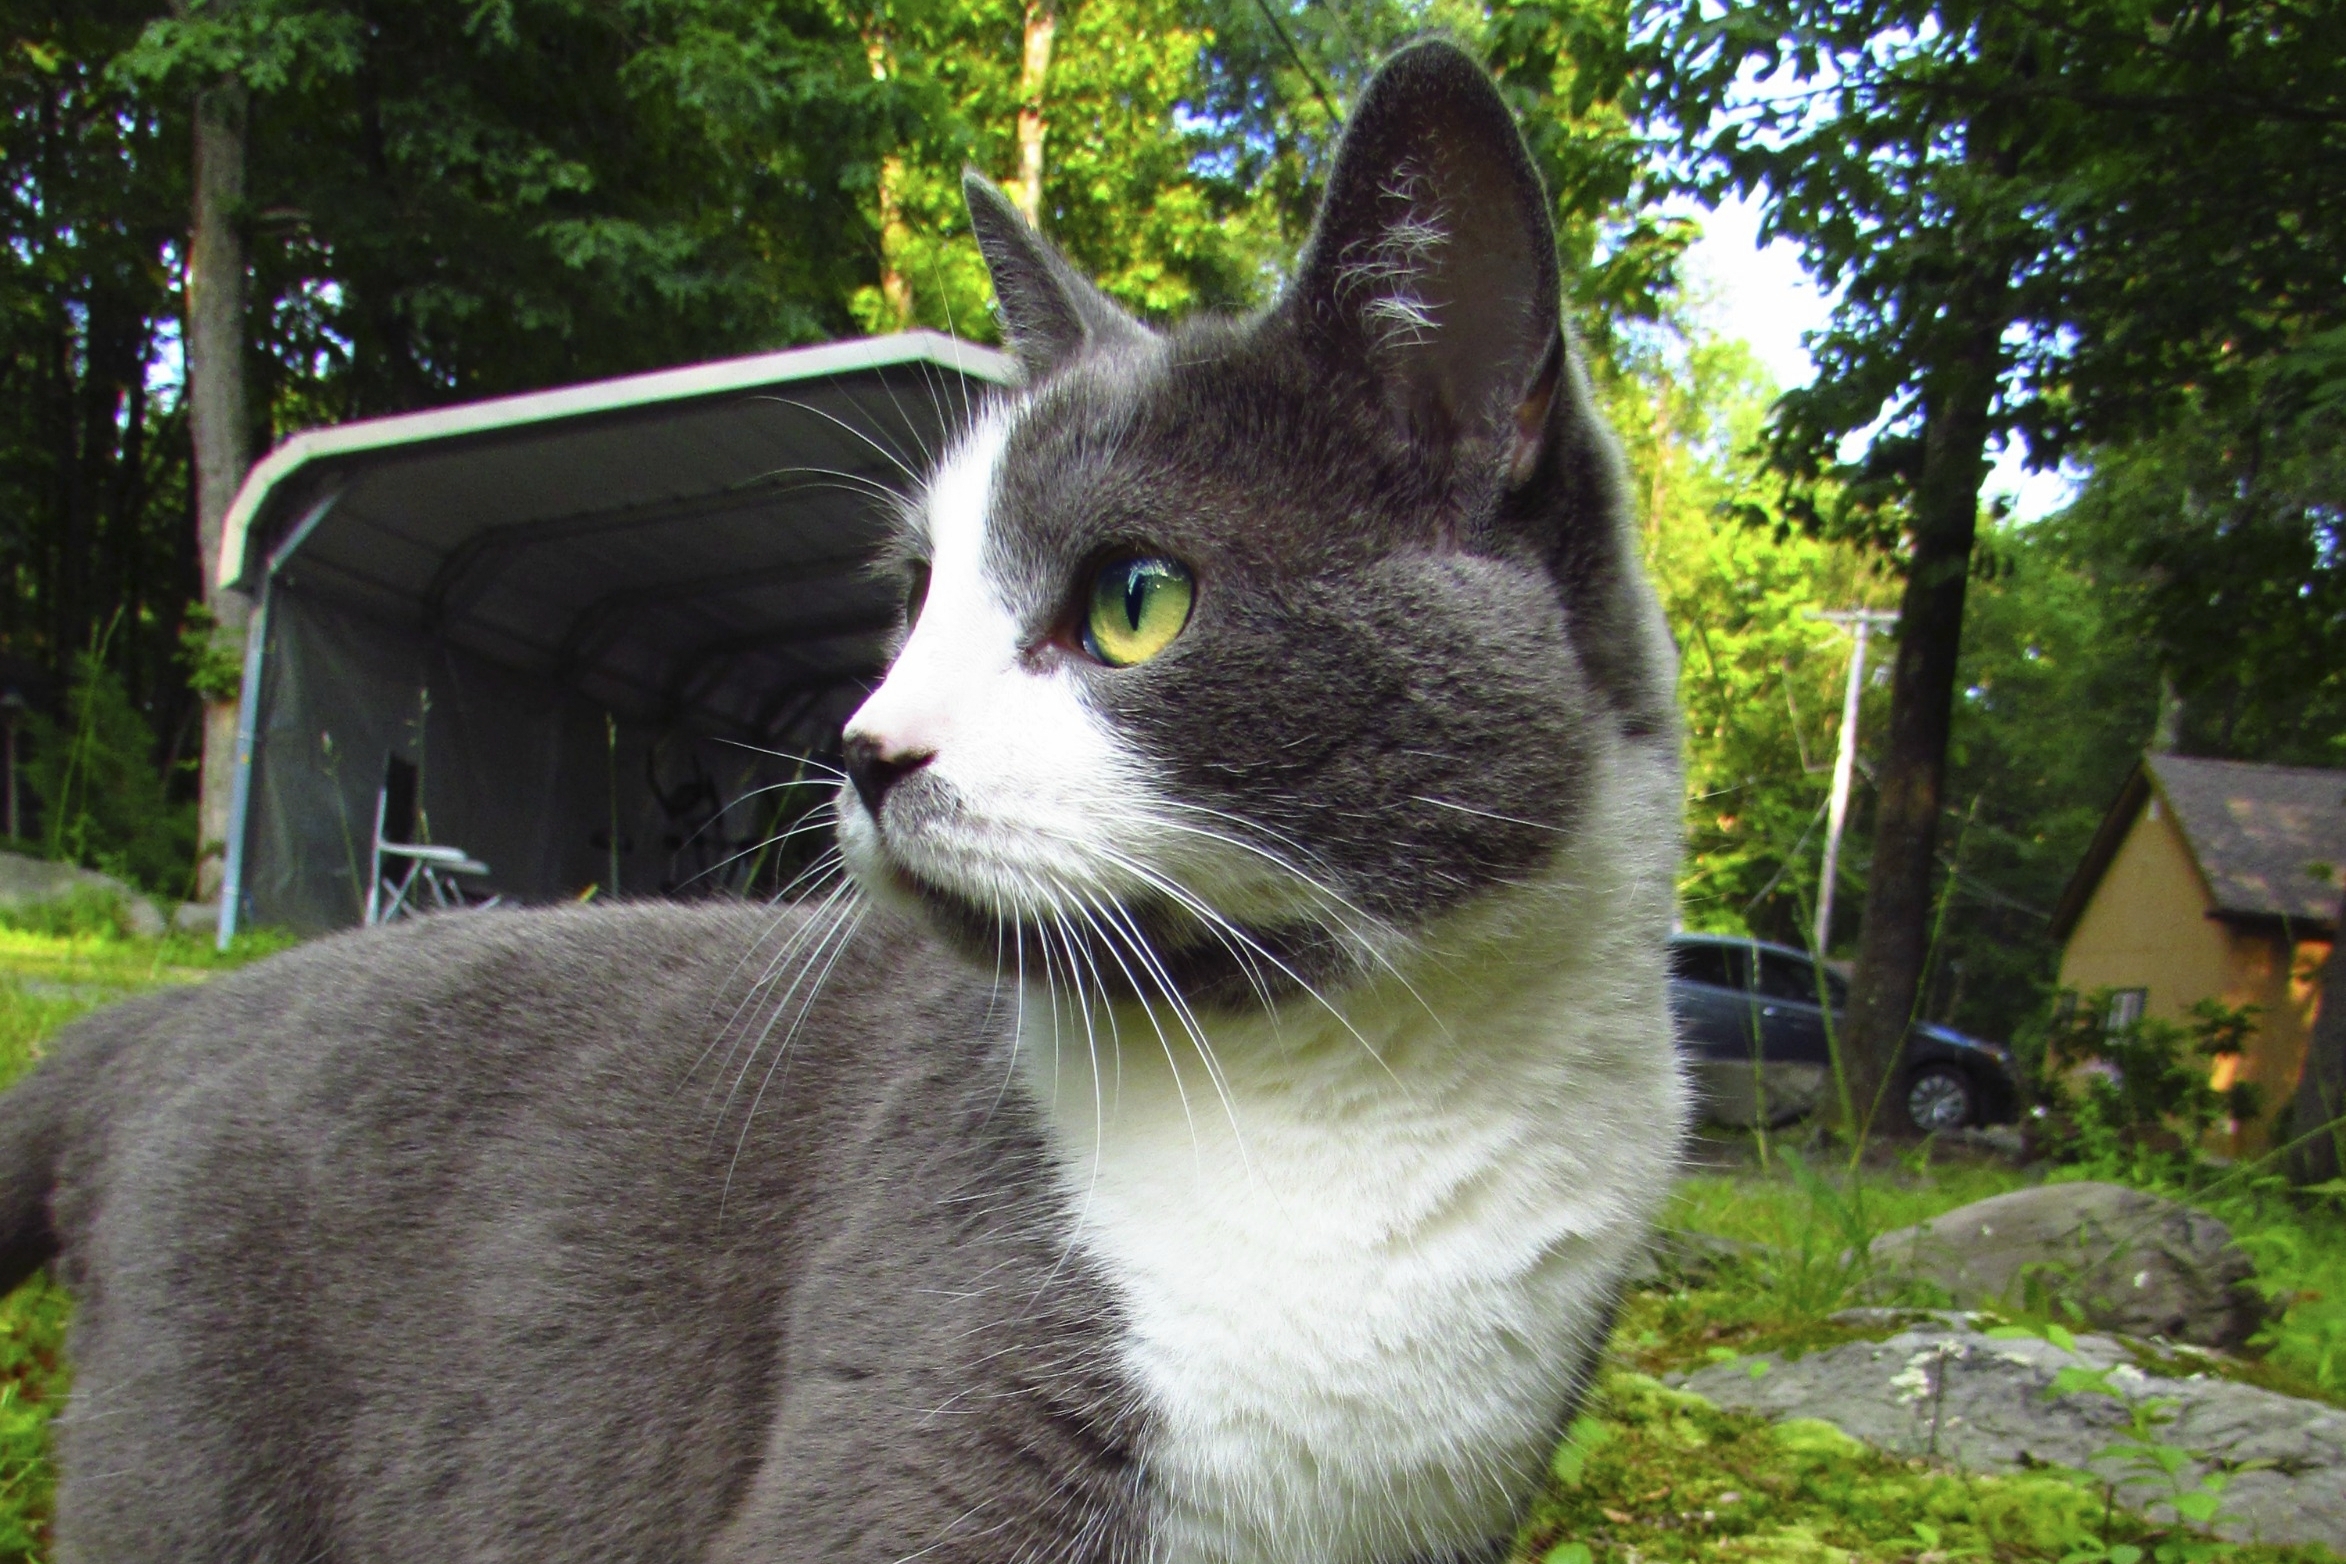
[838,411,1150,914]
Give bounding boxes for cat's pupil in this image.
[1122,570,1148,631]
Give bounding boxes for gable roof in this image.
[2052,754,2346,940]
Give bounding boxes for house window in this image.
[2107,988,2147,1030]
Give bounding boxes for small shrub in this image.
[0,883,148,943]
[2021,993,2260,1169]
[23,653,192,899]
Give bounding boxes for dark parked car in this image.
[1667,933,2018,1133]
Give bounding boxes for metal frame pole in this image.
[215,488,340,950]
[1809,608,1900,957]
[214,579,270,951]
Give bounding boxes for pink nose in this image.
[843,733,934,817]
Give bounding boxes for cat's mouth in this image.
[889,865,1356,1010]
[839,788,1370,1008]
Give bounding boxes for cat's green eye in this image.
[1083,556,1194,667]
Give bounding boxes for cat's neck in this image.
[1009,739,1682,1183]
[1003,743,1685,1564]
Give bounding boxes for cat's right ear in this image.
[963,172,1147,383]
[1283,42,1564,479]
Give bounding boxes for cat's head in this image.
[835,40,1674,1006]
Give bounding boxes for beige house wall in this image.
[2058,792,2331,1144]
[2058,798,2232,1020]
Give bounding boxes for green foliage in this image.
[1641,0,2346,532]
[2023,995,2263,1169]
[1572,1147,2346,1564]
[1665,1133,2346,1408]
[0,884,149,944]
[2051,393,2346,765]
[0,0,199,809]
[23,653,193,899]
[2013,1333,2244,1557]
[1633,1153,2031,1367]
[854,0,1278,336]
[175,605,244,707]
[1933,524,2162,1042]
[0,1281,65,1562]
[1609,326,1896,947]
[1615,278,2157,1026]
[117,0,914,406]
[853,0,1688,357]
[1640,0,2346,1103]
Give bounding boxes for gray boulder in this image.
[171,900,220,937]
[1623,1226,1760,1289]
[1870,1182,2263,1348]
[0,849,126,909]
[0,848,166,938]
[1678,1311,2346,1552]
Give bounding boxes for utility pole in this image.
[1809,609,1899,958]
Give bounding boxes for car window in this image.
[1755,950,1824,1004]
[1667,942,1741,989]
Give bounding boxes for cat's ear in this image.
[963,171,1148,382]
[1285,41,1563,479]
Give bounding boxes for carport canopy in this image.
[217,331,1013,943]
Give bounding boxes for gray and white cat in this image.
[0,40,1685,1564]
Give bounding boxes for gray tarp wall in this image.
[218,334,1012,939]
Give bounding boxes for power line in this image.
[1247,0,1341,130]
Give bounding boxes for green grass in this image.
[1641,1140,2346,1407]
[1615,1146,2037,1376]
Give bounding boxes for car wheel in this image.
[1904,1065,1975,1133]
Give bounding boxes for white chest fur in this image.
[1016,771,1687,1564]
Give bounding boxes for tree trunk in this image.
[1014,0,1057,227]
[865,36,912,327]
[1837,312,2004,1141]
[188,75,254,902]
[2288,900,2346,1186]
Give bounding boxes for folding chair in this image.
[366,755,497,924]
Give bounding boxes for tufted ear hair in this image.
[963,171,1150,383]
[1284,41,1564,481]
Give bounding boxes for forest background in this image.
[1,0,2341,1074]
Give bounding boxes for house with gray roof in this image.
[2052,753,2346,1141]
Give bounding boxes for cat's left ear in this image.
[964,171,1150,383]
[1285,41,1563,482]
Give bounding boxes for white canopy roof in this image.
[221,331,1014,731]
